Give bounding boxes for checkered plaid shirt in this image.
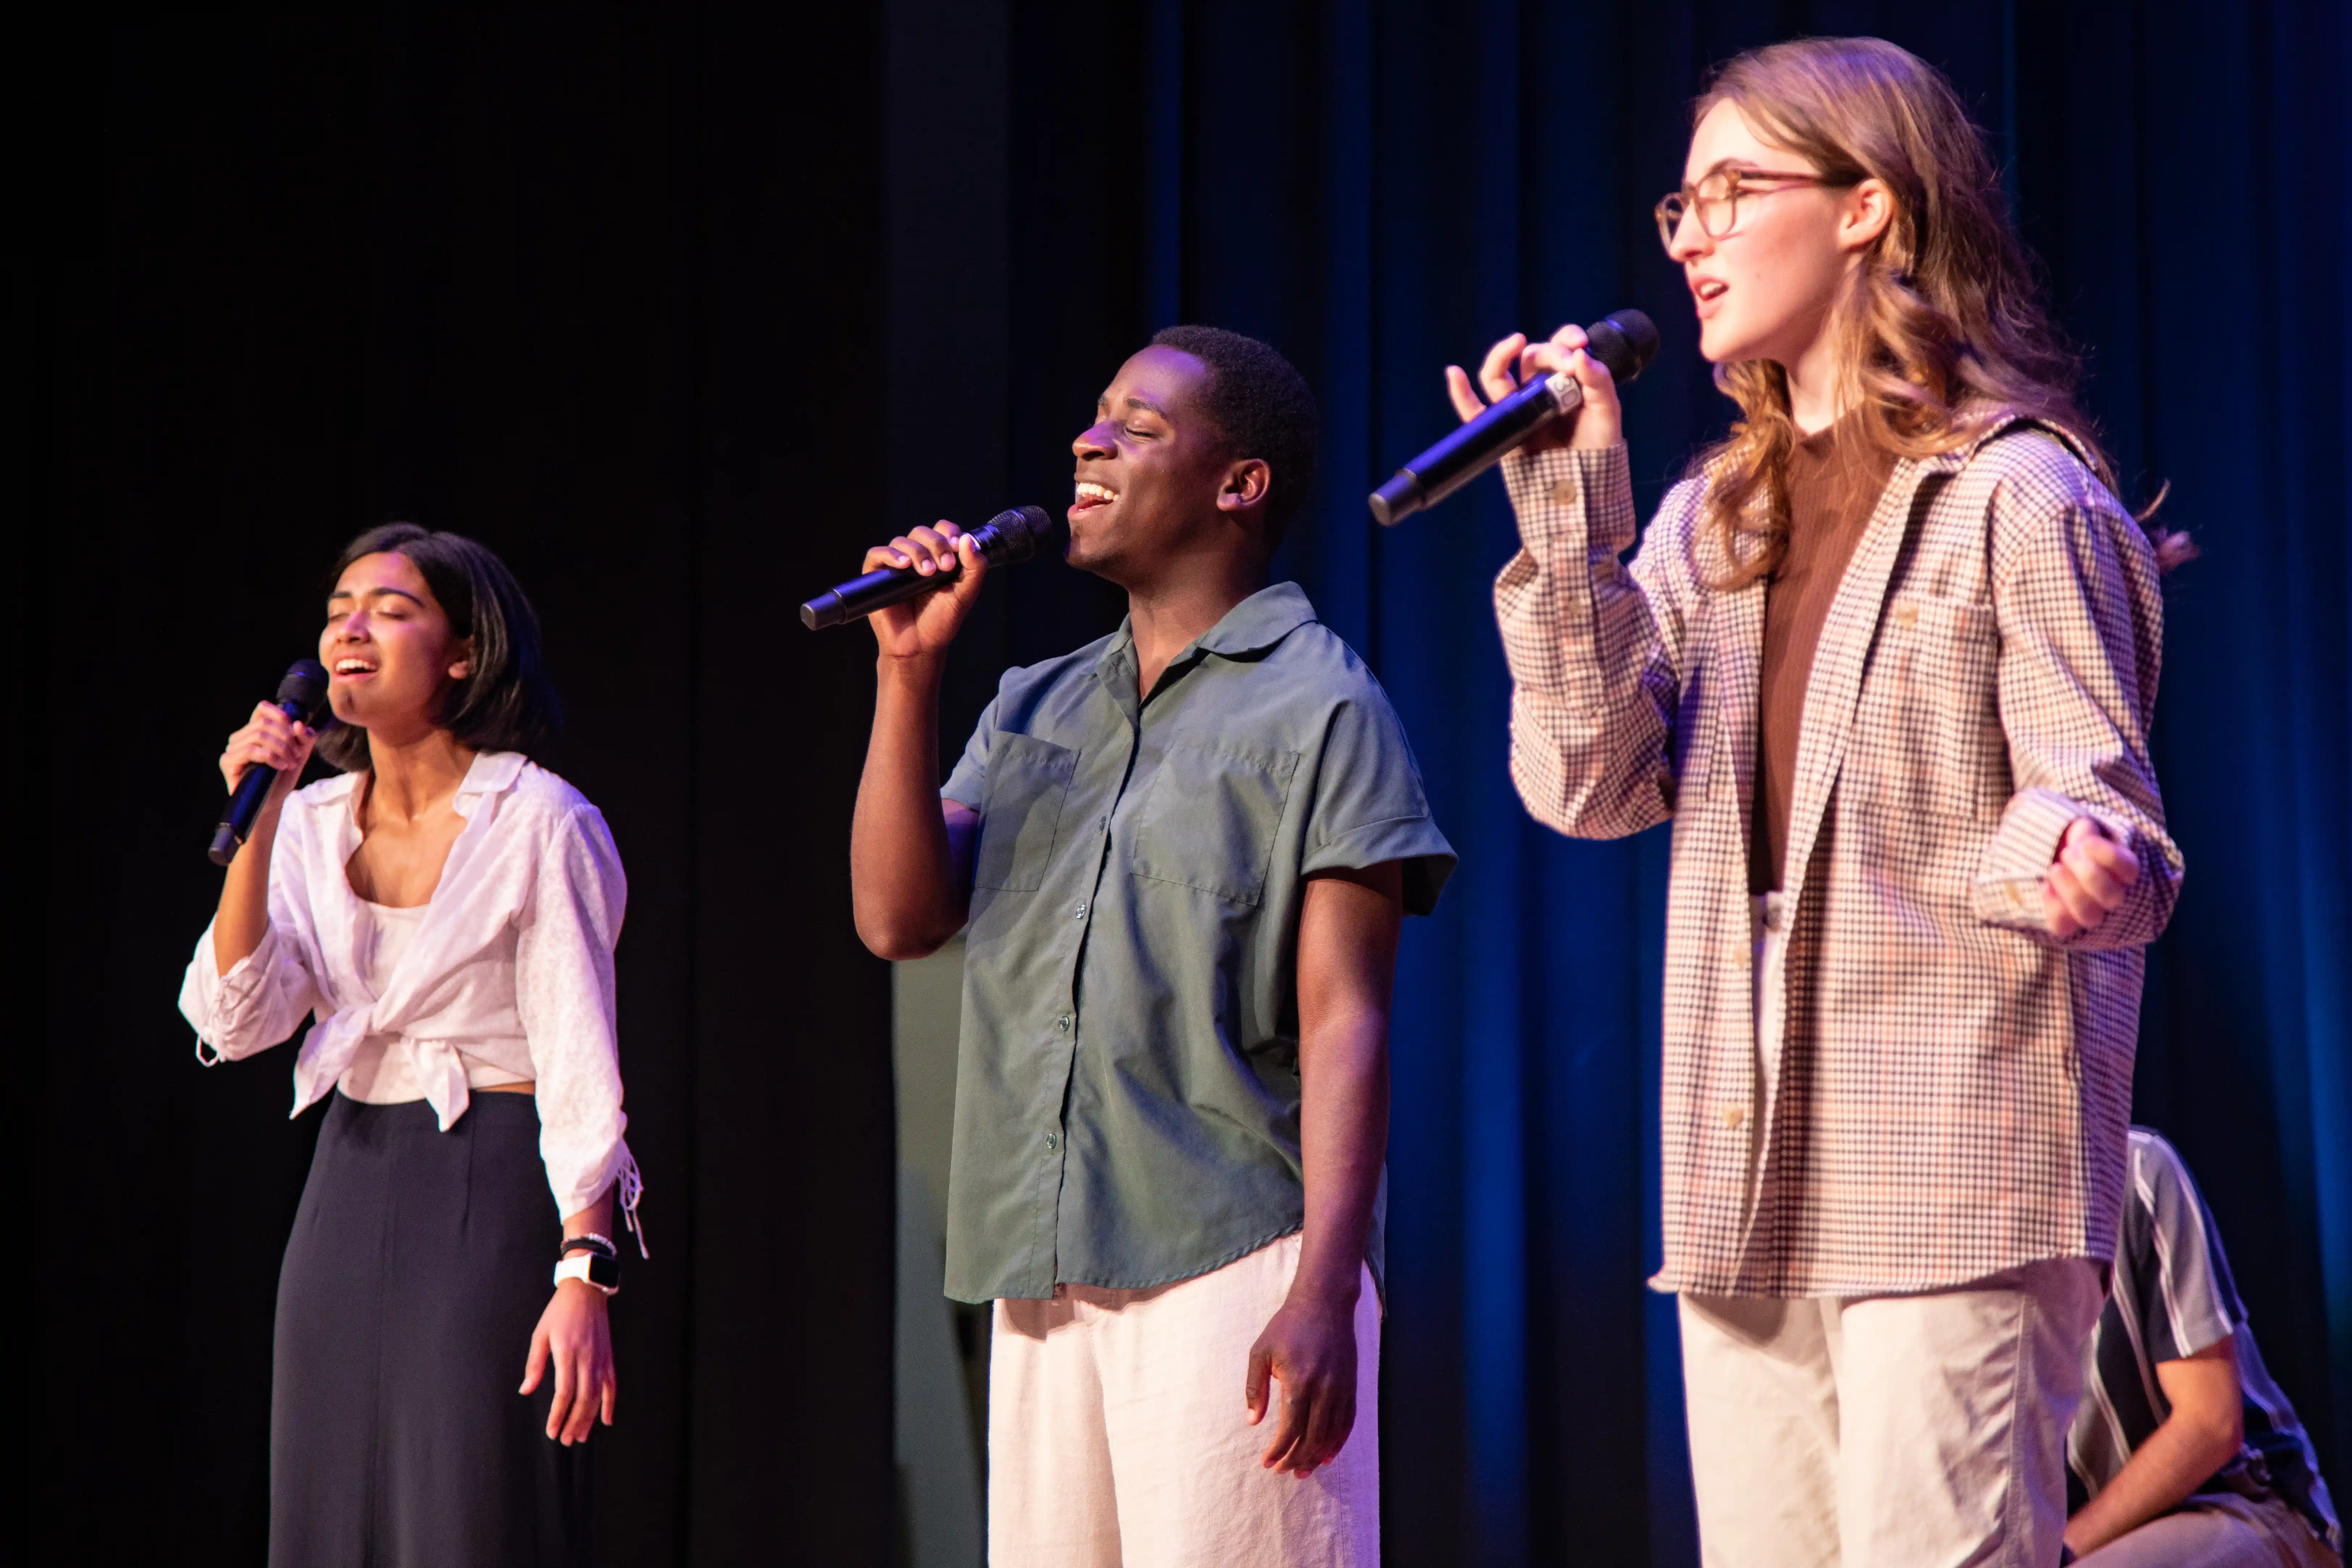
[1494,423,2182,1297]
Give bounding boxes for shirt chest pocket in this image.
[1125,742,1301,908]
[1858,593,2006,820]
[973,735,1079,892]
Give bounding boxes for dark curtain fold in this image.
[21,1,2349,1564]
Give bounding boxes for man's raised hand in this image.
[864,522,988,663]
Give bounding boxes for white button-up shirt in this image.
[179,751,639,1231]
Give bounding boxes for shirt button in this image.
[1073,902,1088,920]
[1721,1104,1746,1130]
[1044,1131,1059,1150]
[1055,1015,1071,1032]
[1098,817,1108,831]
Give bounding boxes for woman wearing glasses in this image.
[181,525,640,1568]
[1454,37,2186,1568]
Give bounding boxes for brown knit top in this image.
[1751,421,1898,893]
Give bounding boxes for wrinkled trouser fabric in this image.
[988,1232,1379,1568]
[2076,1490,2341,1568]
[1679,896,2105,1567]
[1680,1259,2103,1568]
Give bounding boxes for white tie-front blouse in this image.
[179,750,641,1236]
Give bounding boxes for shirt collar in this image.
[452,750,528,817]
[1093,581,1318,679]
[1917,407,2099,475]
[325,749,527,843]
[1193,581,1318,656]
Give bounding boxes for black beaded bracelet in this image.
[560,1233,618,1262]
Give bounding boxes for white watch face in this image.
[553,1254,615,1294]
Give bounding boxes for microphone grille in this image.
[1585,309,1661,386]
[987,505,1057,561]
[278,659,330,712]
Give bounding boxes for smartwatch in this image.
[554,1252,620,1296]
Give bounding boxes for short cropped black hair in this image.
[314,523,561,772]
[1148,325,1320,548]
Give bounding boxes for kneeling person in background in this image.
[2065,1126,2341,1566]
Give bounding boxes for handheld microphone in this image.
[1369,309,1659,526]
[800,505,1056,630]
[209,659,332,866]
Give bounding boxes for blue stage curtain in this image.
[1020,0,2348,1561]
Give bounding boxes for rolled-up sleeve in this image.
[515,803,636,1223]
[941,694,1000,813]
[1299,694,1457,916]
[179,822,324,1063]
[1972,490,2183,949]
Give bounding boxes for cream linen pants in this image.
[1676,896,2108,1567]
[988,1232,1379,1568]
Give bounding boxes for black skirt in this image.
[271,1091,592,1568]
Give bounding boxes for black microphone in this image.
[1369,309,1660,526]
[800,505,1056,630]
[208,659,331,867]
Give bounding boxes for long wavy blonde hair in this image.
[1688,37,2185,586]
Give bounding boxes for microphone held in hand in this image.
[1370,309,1660,526]
[209,659,331,867]
[800,505,1056,630]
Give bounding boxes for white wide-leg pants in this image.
[987,1232,1380,1568]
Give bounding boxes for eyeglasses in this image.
[1655,169,1841,252]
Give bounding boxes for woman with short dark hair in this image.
[181,523,639,1568]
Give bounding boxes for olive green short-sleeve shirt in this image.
[940,582,1455,1302]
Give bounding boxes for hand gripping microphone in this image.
[209,659,331,866]
[800,505,1056,630]
[1369,309,1660,526]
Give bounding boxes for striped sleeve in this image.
[2131,1132,2245,1364]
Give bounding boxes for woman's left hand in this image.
[2044,817,2140,939]
[521,1281,616,1444]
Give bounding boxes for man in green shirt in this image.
[849,326,1452,1567]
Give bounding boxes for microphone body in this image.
[801,505,1056,630]
[1370,308,1660,526]
[210,659,332,866]
[1372,373,1584,524]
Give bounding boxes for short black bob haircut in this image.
[1148,325,1320,548]
[314,523,561,773]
